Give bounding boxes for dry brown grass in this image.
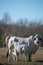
[0,47,43,65]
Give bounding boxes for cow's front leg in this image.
[29,55,31,62]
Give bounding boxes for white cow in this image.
[6,35,33,61]
[6,34,41,62]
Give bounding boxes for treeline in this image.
[0,12,43,47]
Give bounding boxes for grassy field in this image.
[0,47,43,65]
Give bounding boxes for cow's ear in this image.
[34,38,36,40]
[33,37,36,41]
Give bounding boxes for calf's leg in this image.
[25,53,31,62]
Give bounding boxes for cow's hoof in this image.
[29,60,31,62]
[27,59,31,62]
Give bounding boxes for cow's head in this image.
[30,34,42,54]
[33,34,41,47]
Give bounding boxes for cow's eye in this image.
[34,38,36,40]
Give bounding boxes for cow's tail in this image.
[5,36,10,46]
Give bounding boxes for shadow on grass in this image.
[0,63,12,65]
[0,63,4,65]
[36,59,43,62]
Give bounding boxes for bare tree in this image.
[2,12,12,24]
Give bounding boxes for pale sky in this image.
[0,0,43,23]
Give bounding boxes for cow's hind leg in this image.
[6,50,9,58]
[6,49,11,61]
